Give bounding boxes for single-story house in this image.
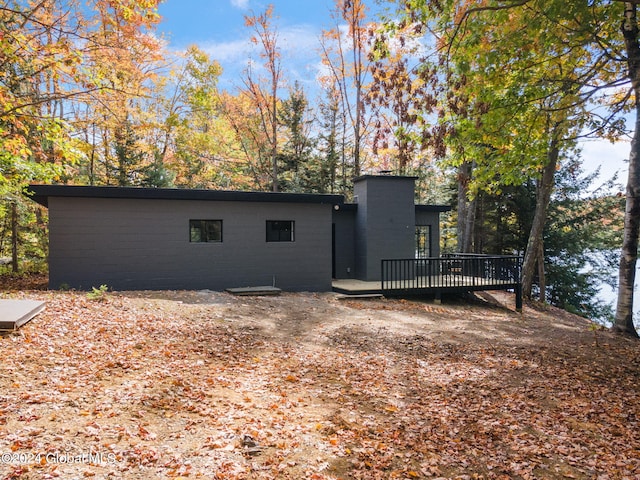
[27,175,450,291]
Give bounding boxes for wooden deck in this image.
[333,275,516,295]
[334,255,523,311]
[0,300,46,331]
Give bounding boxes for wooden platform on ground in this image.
[333,276,517,295]
[332,279,382,295]
[0,300,46,331]
[226,286,282,296]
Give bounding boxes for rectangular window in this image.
[415,225,431,258]
[190,220,222,243]
[266,220,295,242]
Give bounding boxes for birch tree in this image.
[615,0,640,338]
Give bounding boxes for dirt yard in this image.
[0,288,638,479]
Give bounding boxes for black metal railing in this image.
[381,254,523,310]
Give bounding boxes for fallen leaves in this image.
[0,290,638,479]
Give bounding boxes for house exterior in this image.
[332,175,449,281]
[28,175,450,291]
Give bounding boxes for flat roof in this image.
[416,204,452,212]
[353,175,418,182]
[26,184,345,208]
[336,203,451,213]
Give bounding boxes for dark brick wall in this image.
[353,176,416,281]
[48,197,333,291]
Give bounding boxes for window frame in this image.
[266,220,295,243]
[189,219,223,243]
[415,225,432,258]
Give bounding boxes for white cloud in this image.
[199,24,325,89]
[201,25,320,62]
[580,138,629,185]
[231,0,250,10]
[278,25,321,57]
[201,38,253,63]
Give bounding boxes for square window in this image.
[266,220,295,242]
[190,220,222,243]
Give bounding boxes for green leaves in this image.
[387,0,628,194]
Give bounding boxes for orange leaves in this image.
[1,291,639,478]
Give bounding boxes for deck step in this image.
[226,286,282,296]
[0,300,46,331]
[335,293,384,299]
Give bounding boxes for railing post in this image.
[515,283,523,312]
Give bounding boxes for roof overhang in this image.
[26,184,345,208]
[415,204,452,213]
[353,175,419,182]
[333,203,451,213]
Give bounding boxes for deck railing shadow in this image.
[381,254,523,311]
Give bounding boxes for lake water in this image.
[592,261,640,328]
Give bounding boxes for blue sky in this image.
[157,0,336,46]
[155,0,628,188]
[156,0,342,93]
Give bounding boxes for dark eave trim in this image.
[353,175,418,182]
[335,203,358,212]
[26,184,345,208]
[334,204,451,213]
[415,204,452,213]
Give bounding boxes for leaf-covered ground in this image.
[0,289,638,479]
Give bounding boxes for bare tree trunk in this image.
[271,73,278,192]
[537,238,546,302]
[11,202,18,274]
[457,162,476,253]
[473,193,484,254]
[352,48,362,177]
[521,136,558,299]
[614,2,640,338]
[341,108,348,196]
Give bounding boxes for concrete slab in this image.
[0,300,46,330]
[226,286,282,296]
[335,293,384,300]
[332,279,383,295]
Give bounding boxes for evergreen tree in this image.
[277,82,315,192]
[112,120,145,187]
[463,158,622,323]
